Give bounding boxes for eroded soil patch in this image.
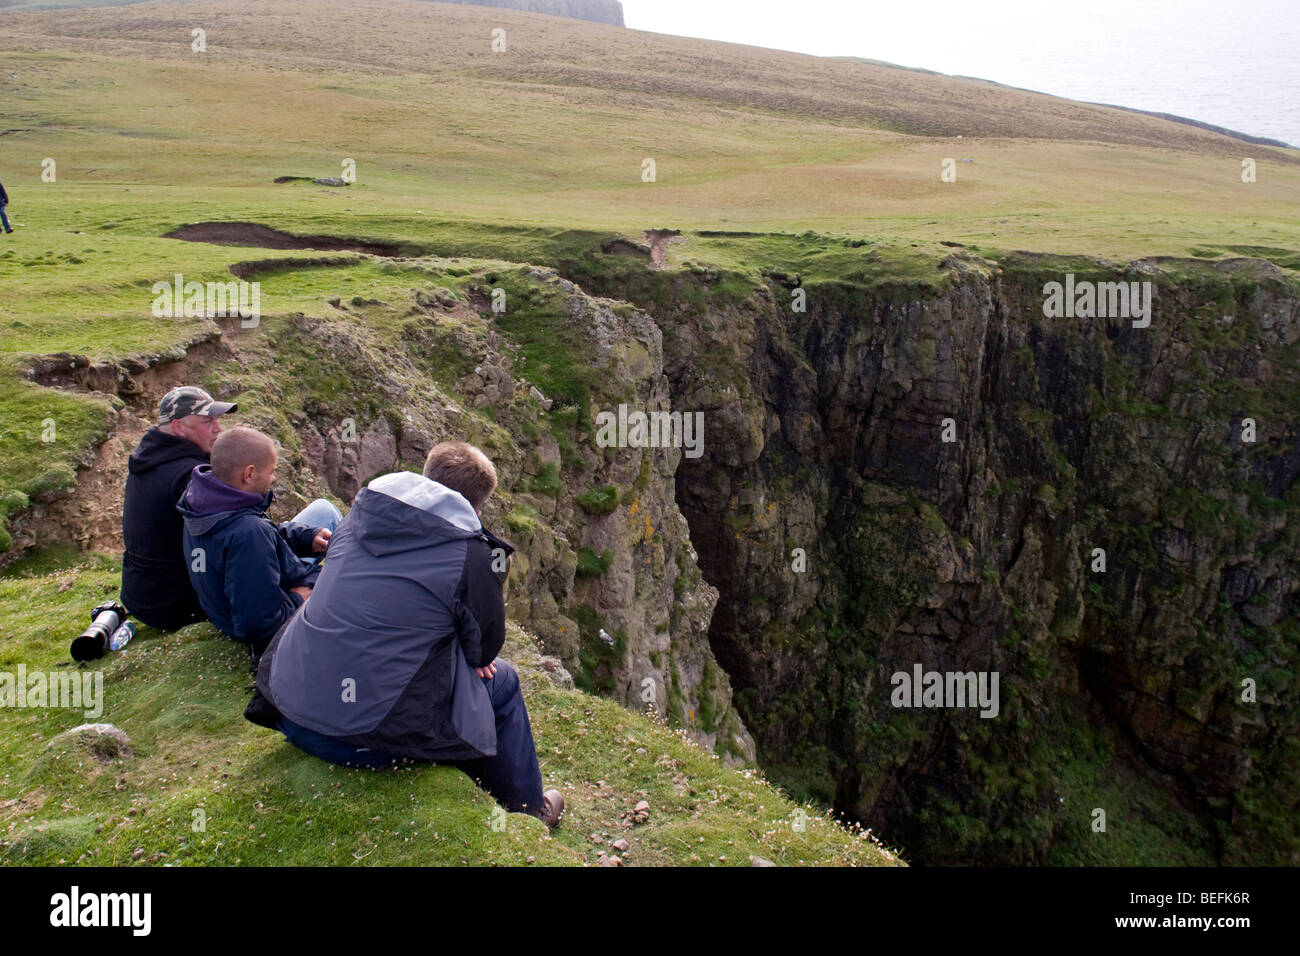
[10,333,236,564]
[164,222,404,257]
[227,254,362,280]
[25,332,230,412]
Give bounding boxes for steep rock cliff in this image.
[561,246,1300,864]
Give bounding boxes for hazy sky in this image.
[620,0,1300,143]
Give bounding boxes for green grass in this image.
[502,501,540,537]
[528,461,564,498]
[0,553,899,866]
[0,372,113,550]
[574,546,613,578]
[577,485,619,515]
[488,270,603,411]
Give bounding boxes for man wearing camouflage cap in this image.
[120,386,237,630]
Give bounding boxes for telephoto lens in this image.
[70,601,127,662]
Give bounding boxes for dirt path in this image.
[644,228,682,270]
[36,411,149,556]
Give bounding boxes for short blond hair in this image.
[422,441,497,510]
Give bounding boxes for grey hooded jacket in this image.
[257,471,515,761]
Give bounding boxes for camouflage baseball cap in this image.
[158,386,237,425]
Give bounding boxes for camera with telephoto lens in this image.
[70,601,129,662]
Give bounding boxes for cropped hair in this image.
[211,426,275,484]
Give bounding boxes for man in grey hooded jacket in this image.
[256,441,563,826]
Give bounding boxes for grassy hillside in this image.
[0,0,157,10]
[0,550,897,865]
[0,0,1296,260]
[0,0,626,27]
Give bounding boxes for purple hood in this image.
[182,464,271,516]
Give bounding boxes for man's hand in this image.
[474,662,498,679]
[312,528,332,553]
[290,585,313,600]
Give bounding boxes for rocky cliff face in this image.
[561,247,1300,865]
[422,0,625,27]
[281,267,751,762]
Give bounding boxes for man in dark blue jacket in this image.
[255,441,563,827]
[121,385,236,630]
[178,426,339,657]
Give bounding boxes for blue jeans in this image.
[288,498,342,568]
[276,658,546,816]
[0,204,10,231]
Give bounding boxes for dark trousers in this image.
[276,659,546,816]
[0,204,9,231]
[129,588,205,632]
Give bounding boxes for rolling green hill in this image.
[0,0,1296,258]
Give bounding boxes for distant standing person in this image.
[121,386,237,631]
[0,178,12,233]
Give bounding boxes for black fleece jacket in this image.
[120,427,208,629]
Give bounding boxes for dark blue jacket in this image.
[121,427,208,630]
[257,471,514,761]
[178,465,320,652]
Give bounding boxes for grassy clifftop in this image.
[0,550,899,866]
